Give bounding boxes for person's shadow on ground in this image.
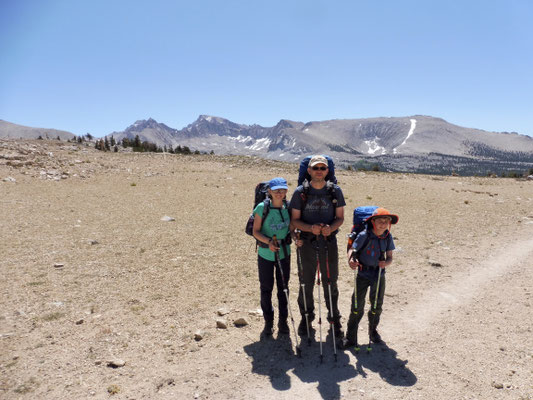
[349,340,417,387]
[243,330,416,400]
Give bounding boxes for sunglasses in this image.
[311,166,328,171]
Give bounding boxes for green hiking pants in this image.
[345,273,386,342]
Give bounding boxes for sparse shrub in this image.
[107,385,120,395]
[42,312,65,321]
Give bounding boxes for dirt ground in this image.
[1,139,533,400]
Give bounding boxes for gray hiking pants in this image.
[297,235,341,323]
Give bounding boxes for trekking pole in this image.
[295,230,311,346]
[349,251,360,352]
[313,236,324,363]
[368,251,386,353]
[272,235,301,357]
[324,236,337,362]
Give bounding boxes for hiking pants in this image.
[297,236,341,323]
[257,255,290,322]
[346,273,386,342]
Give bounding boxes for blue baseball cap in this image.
[269,177,288,190]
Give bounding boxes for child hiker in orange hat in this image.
[343,208,398,350]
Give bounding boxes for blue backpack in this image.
[297,155,337,186]
[346,206,378,252]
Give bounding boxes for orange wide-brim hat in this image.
[366,207,399,224]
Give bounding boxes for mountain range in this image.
[2,115,533,175]
[108,115,533,175]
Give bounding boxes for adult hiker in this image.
[290,155,346,339]
[343,208,398,349]
[252,177,301,337]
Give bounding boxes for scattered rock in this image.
[217,307,230,316]
[88,239,99,245]
[216,319,228,329]
[194,330,204,341]
[429,260,442,267]
[106,359,126,368]
[492,381,504,389]
[248,309,263,317]
[75,319,84,325]
[3,176,16,182]
[234,317,249,327]
[161,215,175,222]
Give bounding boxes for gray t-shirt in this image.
[290,183,346,232]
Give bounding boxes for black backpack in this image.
[245,182,270,237]
[245,182,289,249]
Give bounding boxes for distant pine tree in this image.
[134,135,141,148]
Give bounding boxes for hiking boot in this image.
[262,320,273,337]
[342,337,357,349]
[297,319,311,336]
[369,328,383,344]
[278,319,290,335]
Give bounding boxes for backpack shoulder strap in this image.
[325,181,338,205]
[261,198,271,220]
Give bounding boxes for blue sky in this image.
[1,0,532,138]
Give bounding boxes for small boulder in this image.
[107,359,126,368]
[234,317,249,327]
[217,307,230,316]
[194,330,204,341]
[492,381,504,389]
[216,319,228,329]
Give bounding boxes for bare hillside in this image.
[1,140,532,399]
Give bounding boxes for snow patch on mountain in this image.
[394,118,417,154]
[247,138,271,151]
[228,135,253,143]
[366,137,387,155]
